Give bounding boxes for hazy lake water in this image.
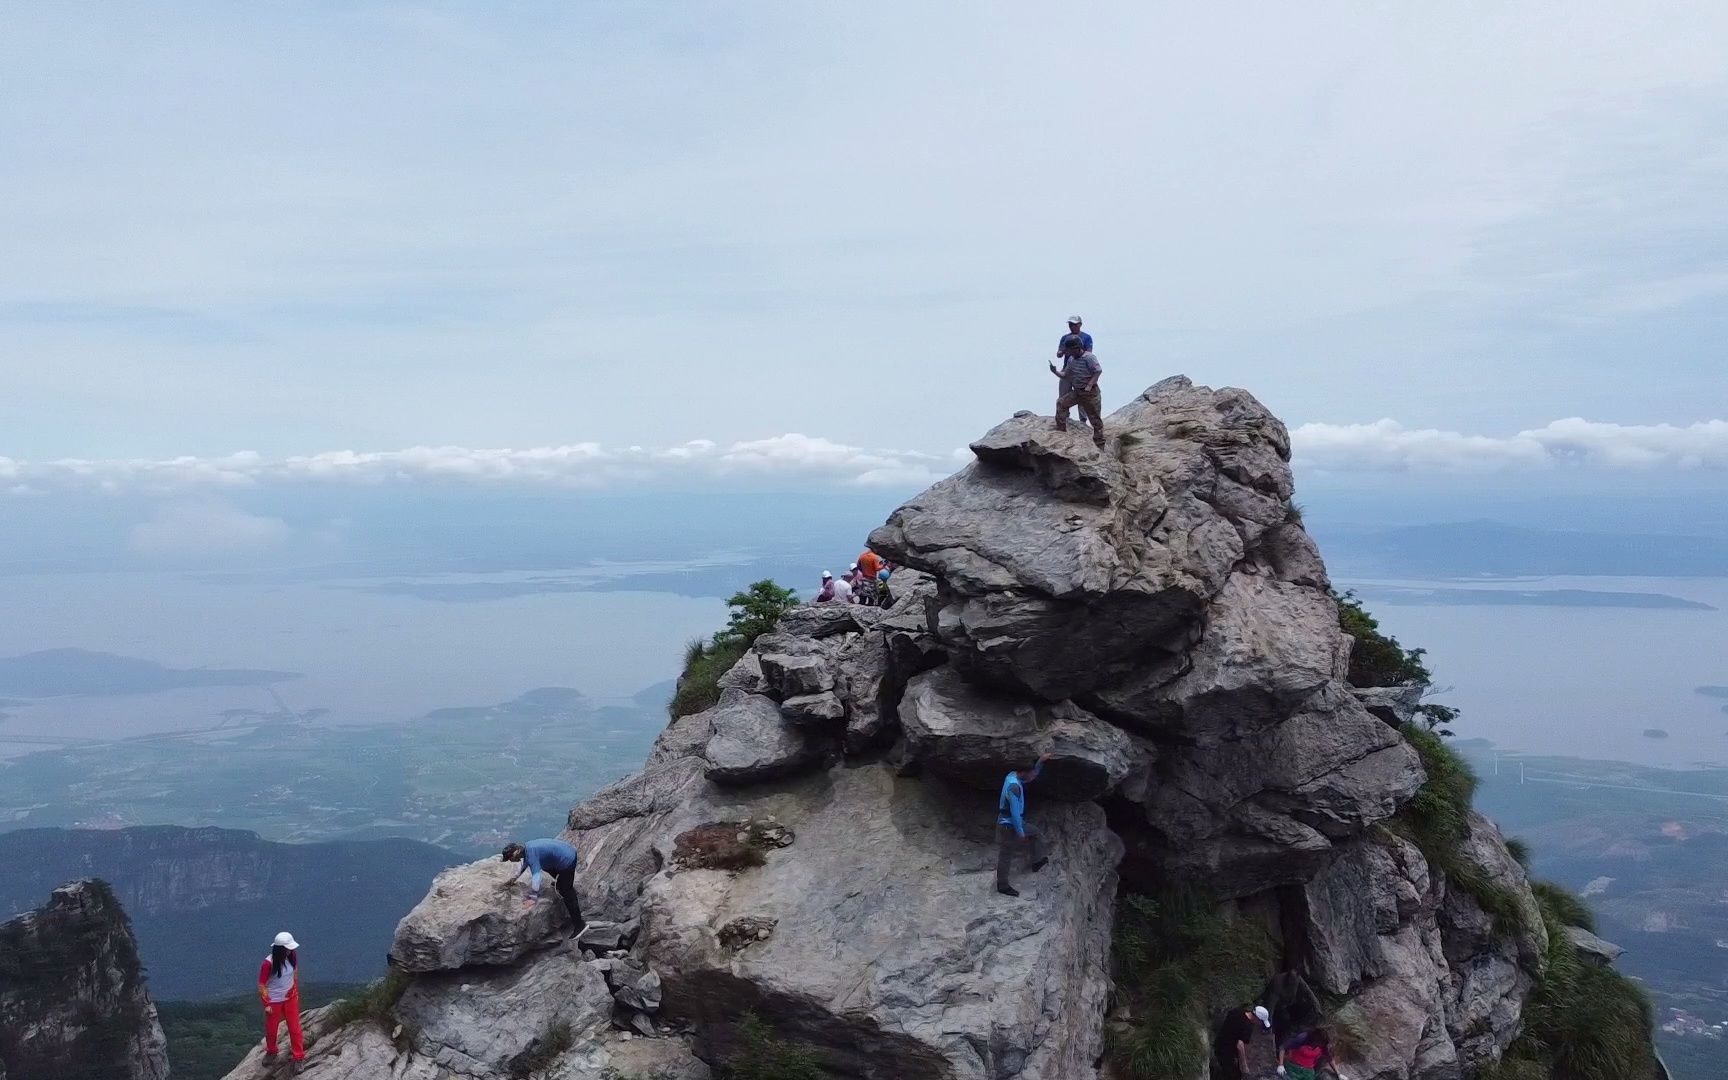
[4,567,1727,770]
[0,569,726,756]
[1343,575,1728,768]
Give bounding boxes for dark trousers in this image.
[996,823,1046,889]
[1211,1052,1243,1080]
[1056,386,1105,446]
[554,866,585,934]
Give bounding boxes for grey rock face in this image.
[899,666,1141,800]
[1309,814,1547,1079]
[391,858,569,973]
[395,950,613,1076]
[0,880,169,1080]
[702,690,825,785]
[642,763,1122,1080]
[1567,925,1625,964]
[348,377,1565,1080]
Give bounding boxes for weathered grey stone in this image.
[1567,925,1625,964]
[575,921,628,953]
[777,602,882,639]
[395,950,613,1076]
[1352,683,1427,728]
[968,411,1121,504]
[1085,573,1345,736]
[714,649,766,694]
[756,639,838,698]
[391,858,571,973]
[779,690,846,729]
[702,690,823,786]
[642,763,1122,1080]
[899,666,1140,800]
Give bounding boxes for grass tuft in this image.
[320,968,409,1034]
[670,637,747,719]
[1107,889,1277,1079]
[1388,726,1528,936]
[1503,835,1532,869]
[1532,879,1596,933]
[718,1013,829,1079]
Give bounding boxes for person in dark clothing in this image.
[1259,968,1323,1043]
[502,838,586,938]
[1212,1004,1271,1080]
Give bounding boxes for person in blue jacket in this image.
[502,837,586,937]
[996,753,1053,896]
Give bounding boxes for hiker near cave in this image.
[1259,967,1323,1043]
[502,837,587,938]
[1211,1004,1271,1080]
[995,752,1053,896]
[1051,315,1105,448]
[257,931,306,1064]
[1278,1027,1341,1080]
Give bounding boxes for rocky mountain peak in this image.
[222,378,1608,1080]
[0,879,170,1080]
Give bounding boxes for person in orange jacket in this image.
[258,931,305,1063]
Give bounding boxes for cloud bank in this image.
[7,418,1728,496]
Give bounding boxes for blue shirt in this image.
[515,838,578,894]
[1058,331,1094,358]
[997,763,1043,836]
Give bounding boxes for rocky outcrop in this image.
[1302,813,1546,1079]
[0,880,169,1080]
[226,377,1586,1080]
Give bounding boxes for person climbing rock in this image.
[502,838,586,937]
[995,753,1052,896]
[1278,1027,1341,1080]
[1051,315,1104,447]
[1259,967,1322,1043]
[258,931,305,1066]
[1212,1004,1271,1080]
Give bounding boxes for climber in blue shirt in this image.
[502,837,586,938]
[996,753,1052,897]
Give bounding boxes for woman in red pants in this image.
[258,931,304,1064]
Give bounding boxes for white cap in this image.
[274,931,300,950]
[1068,314,1083,325]
[822,570,832,578]
[850,563,859,571]
[1253,1005,1271,1028]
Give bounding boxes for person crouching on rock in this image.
[258,931,305,1065]
[1278,1027,1341,1080]
[1212,1004,1271,1080]
[502,838,587,938]
[995,753,1052,896]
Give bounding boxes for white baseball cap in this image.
[273,931,300,950]
[1253,1005,1271,1028]
[822,570,833,579]
[1068,314,1083,325]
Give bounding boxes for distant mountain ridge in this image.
[0,825,457,1000]
[0,648,298,697]
[1314,519,1728,578]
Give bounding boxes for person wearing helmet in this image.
[1212,1004,1272,1080]
[1051,315,1105,448]
[257,931,305,1064]
[816,570,837,603]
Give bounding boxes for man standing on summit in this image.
[996,753,1052,896]
[1051,315,1105,448]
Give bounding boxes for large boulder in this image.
[702,690,826,786]
[395,951,612,1076]
[898,666,1141,800]
[392,859,571,973]
[869,377,1293,702]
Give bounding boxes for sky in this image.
[4,2,1727,497]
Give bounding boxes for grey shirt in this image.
[1060,351,1101,392]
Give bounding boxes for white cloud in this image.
[128,501,291,556]
[1293,418,1728,473]
[11,435,949,495]
[8,417,1728,497]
